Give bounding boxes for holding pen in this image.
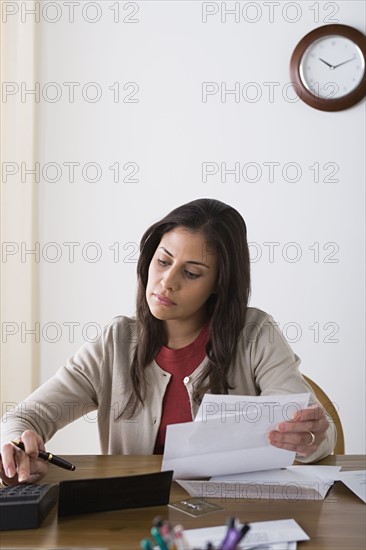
[11,440,76,472]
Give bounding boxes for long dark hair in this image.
[121,198,251,418]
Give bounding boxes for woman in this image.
[0,198,335,485]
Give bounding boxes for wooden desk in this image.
[1,455,365,549]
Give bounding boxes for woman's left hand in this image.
[268,403,330,458]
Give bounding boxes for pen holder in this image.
[140,516,250,550]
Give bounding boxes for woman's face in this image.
[146,227,218,326]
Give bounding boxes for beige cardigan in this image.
[1,308,336,462]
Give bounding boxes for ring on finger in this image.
[306,431,315,446]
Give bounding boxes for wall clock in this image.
[290,24,366,111]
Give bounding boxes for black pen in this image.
[11,440,76,471]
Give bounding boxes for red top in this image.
[153,323,209,454]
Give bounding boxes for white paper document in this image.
[178,465,341,501]
[338,470,366,503]
[183,519,309,549]
[162,393,310,479]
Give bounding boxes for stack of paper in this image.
[162,393,310,479]
[177,465,341,501]
[337,470,366,503]
[162,392,366,505]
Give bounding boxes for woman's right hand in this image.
[0,430,49,485]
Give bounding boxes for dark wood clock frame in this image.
[290,24,366,111]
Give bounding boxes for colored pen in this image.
[220,517,236,549]
[11,440,76,472]
[173,525,190,550]
[140,538,154,550]
[234,524,250,546]
[153,515,164,528]
[222,523,250,550]
[220,518,250,550]
[151,526,169,550]
[160,521,176,549]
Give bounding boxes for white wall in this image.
[3,1,365,454]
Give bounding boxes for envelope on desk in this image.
[178,465,342,501]
[162,393,310,479]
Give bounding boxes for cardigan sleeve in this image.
[248,310,337,463]
[1,326,105,447]
[249,312,310,397]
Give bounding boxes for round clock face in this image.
[290,25,366,111]
[299,35,365,99]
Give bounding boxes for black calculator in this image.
[0,483,59,531]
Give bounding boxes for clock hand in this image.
[333,56,356,69]
[318,57,334,69]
